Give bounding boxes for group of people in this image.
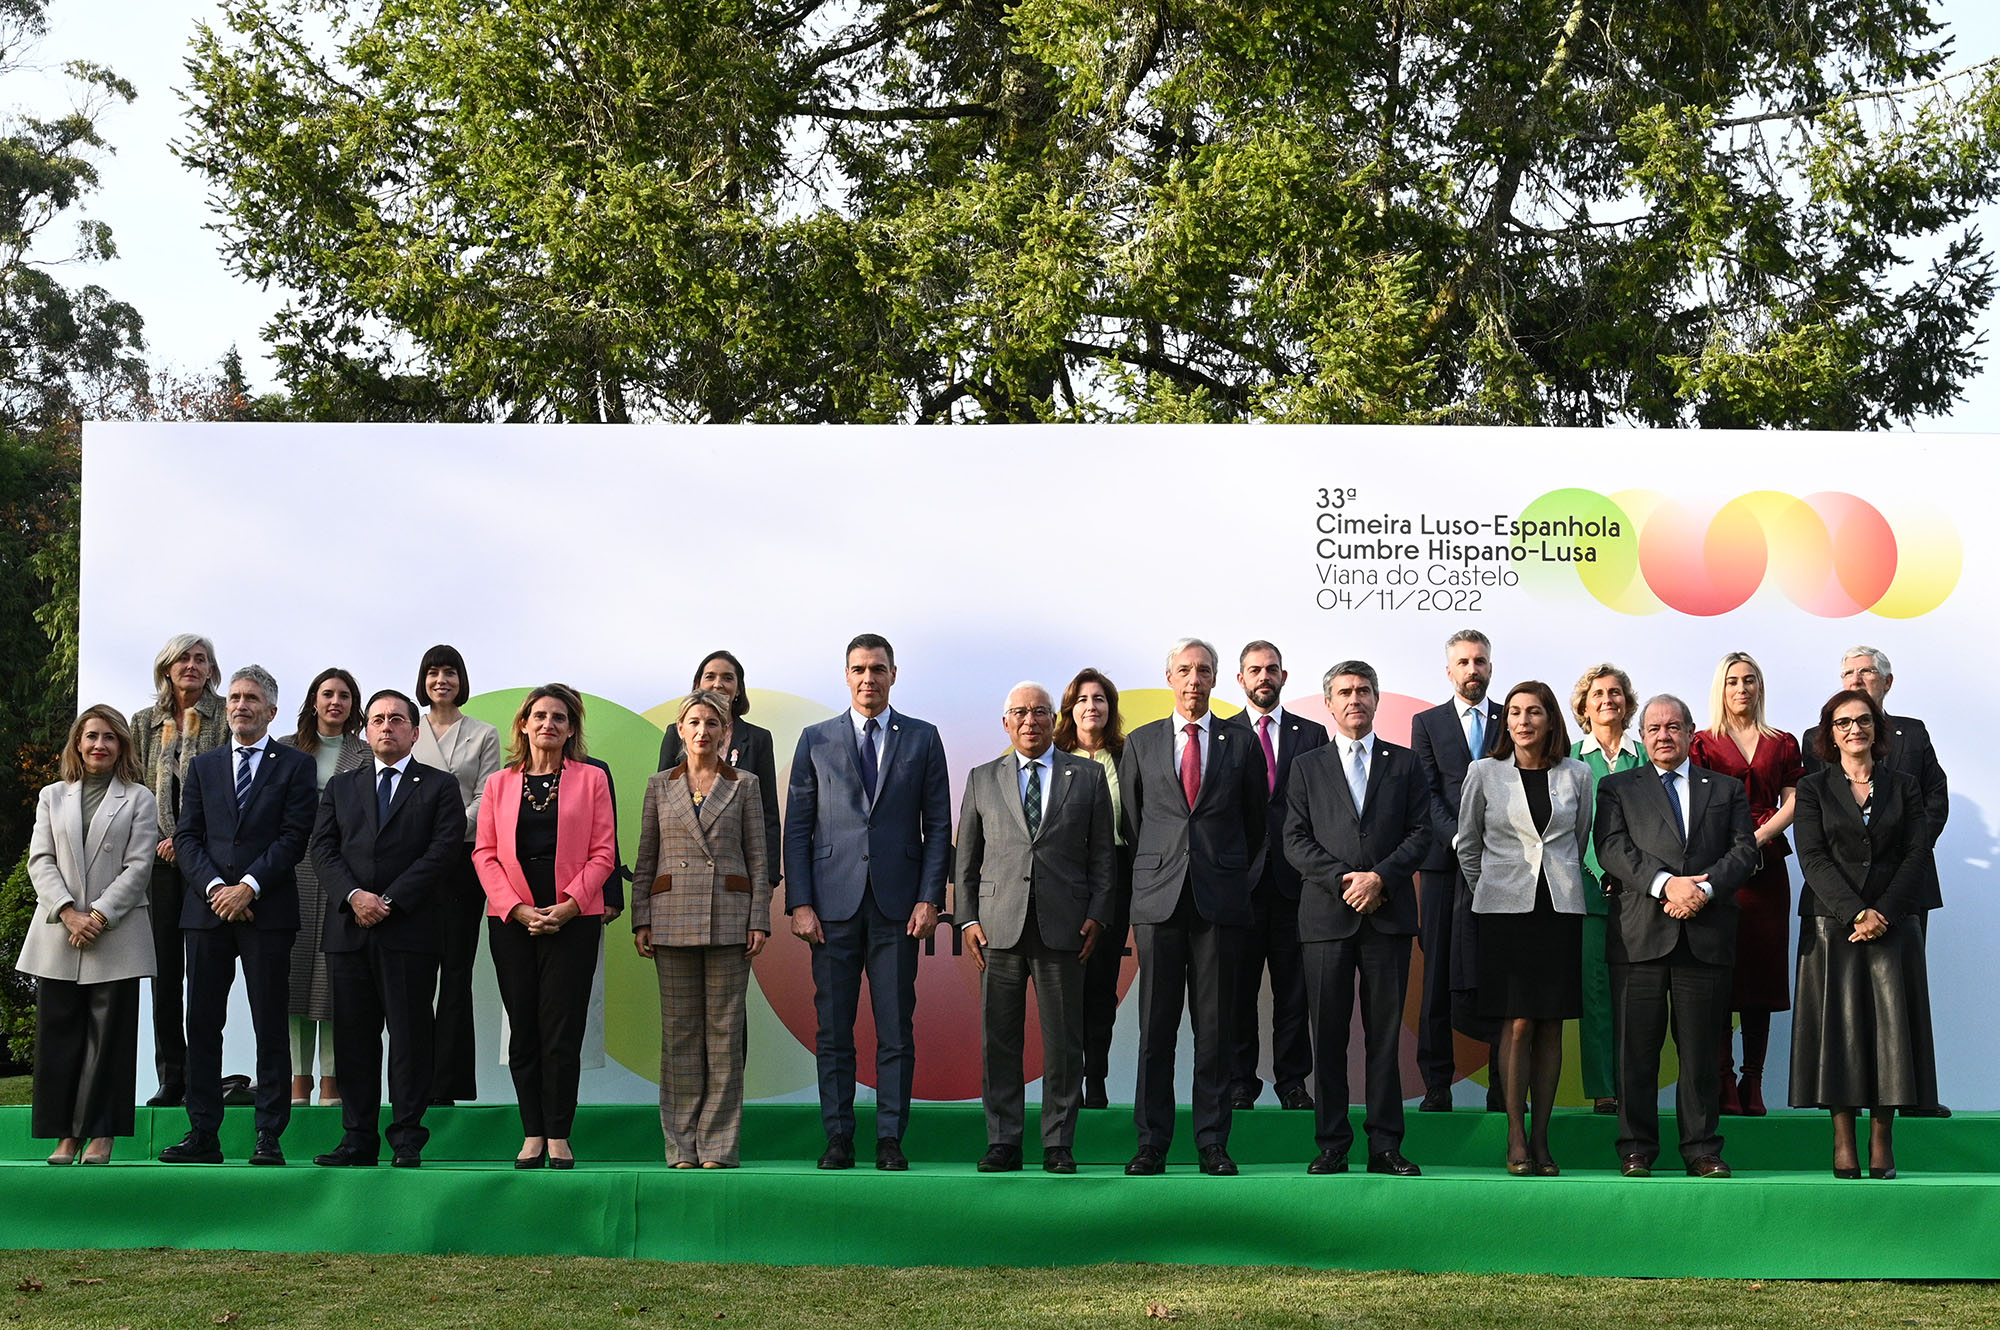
[15,629,1946,1183]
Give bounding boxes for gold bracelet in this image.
[89,909,109,927]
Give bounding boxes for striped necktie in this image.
[234,746,256,811]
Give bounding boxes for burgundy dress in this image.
[1688,729,1803,1011]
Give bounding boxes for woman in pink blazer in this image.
[472,683,616,1169]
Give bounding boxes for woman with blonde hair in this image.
[1688,651,1801,1116]
[1569,663,1641,1116]
[19,706,159,1164]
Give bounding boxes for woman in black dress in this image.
[1790,688,1937,1179]
[1456,681,1594,1176]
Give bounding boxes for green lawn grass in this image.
[1,1251,1995,1329]
[0,1075,28,1106]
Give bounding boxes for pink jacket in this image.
[473,759,616,918]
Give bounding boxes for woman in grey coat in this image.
[20,705,160,1164]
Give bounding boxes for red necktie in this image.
[1180,722,1202,808]
[1257,715,1276,794]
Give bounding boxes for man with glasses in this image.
[955,683,1116,1174]
[1593,695,1759,1179]
[1801,645,1952,1116]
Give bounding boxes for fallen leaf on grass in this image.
[15,1277,45,1293]
[213,1314,239,1324]
[1146,1301,1179,1320]
[69,1278,105,1286]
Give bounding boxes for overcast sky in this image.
[28,0,2000,429]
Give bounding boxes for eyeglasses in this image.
[1831,715,1876,732]
[1004,707,1054,722]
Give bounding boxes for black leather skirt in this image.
[1788,914,1937,1109]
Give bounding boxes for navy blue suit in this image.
[173,736,319,1137]
[784,707,951,1141]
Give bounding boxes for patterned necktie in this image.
[859,716,880,800]
[1661,769,1686,842]
[378,766,397,822]
[1257,715,1277,794]
[1024,758,1042,837]
[1467,706,1486,761]
[1180,722,1202,808]
[234,746,255,811]
[1348,740,1368,813]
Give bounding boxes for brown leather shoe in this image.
[1685,1154,1732,1178]
[1619,1154,1652,1178]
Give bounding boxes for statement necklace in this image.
[523,767,562,812]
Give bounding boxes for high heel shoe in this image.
[1833,1164,1861,1179]
[1738,1072,1767,1117]
[549,1153,575,1171]
[1534,1157,1561,1177]
[80,1138,114,1165]
[1717,1071,1742,1116]
[515,1148,547,1170]
[1869,1165,1898,1180]
[1506,1157,1533,1176]
[45,1138,81,1166]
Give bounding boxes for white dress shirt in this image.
[1015,748,1055,807]
[1647,758,1713,900]
[1171,710,1213,779]
[1244,706,1282,765]
[211,734,274,899]
[354,754,414,904]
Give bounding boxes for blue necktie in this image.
[234,747,255,811]
[1661,769,1686,842]
[378,766,397,822]
[1467,707,1485,760]
[858,717,880,801]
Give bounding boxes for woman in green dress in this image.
[1570,663,1642,1115]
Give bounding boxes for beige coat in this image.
[630,765,772,947]
[18,777,160,982]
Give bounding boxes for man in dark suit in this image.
[1594,694,1759,1179]
[785,633,952,1171]
[1222,640,1328,1112]
[309,690,466,1168]
[161,665,319,1166]
[1407,628,1504,1110]
[1801,644,1951,1117]
[956,682,1116,1174]
[1284,661,1430,1177]
[1119,637,1267,1176]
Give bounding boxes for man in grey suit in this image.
[957,682,1116,1174]
[1120,637,1268,1176]
[1284,661,1429,1177]
[1594,694,1759,1179]
[785,634,952,1171]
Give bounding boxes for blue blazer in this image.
[174,738,319,931]
[783,708,952,923]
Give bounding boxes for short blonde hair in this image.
[1569,664,1636,728]
[1706,651,1779,738]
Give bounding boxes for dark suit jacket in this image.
[578,755,630,910]
[1284,736,1429,941]
[783,708,952,922]
[311,757,467,955]
[1410,697,1504,873]
[1224,706,1329,899]
[661,717,782,886]
[1593,762,1759,966]
[174,738,319,931]
[1118,715,1267,928]
[954,748,1116,950]
[1792,766,1931,924]
[1802,713,1946,911]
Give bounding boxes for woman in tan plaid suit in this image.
[631,690,773,1167]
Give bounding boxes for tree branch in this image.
[788,99,998,122]
[793,0,959,78]
[1061,338,1250,406]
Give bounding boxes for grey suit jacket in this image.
[954,749,1115,951]
[631,765,774,947]
[19,777,159,983]
[1456,756,1594,915]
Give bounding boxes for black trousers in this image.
[330,938,441,1154]
[32,976,140,1139]
[1230,875,1312,1100]
[488,914,600,1138]
[1303,931,1412,1156]
[430,843,486,1101]
[146,858,186,1091]
[1415,869,1458,1092]
[184,924,294,1137]
[1613,936,1730,1166]
[1133,884,1240,1150]
[811,887,920,1141]
[1080,845,1133,1085]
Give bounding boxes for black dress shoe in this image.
[1620,1154,1652,1178]
[1593,1097,1619,1115]
[1228,1089,1258,1111]
[159,1132,222,1164]
[313,1143,378,1167]
[1368,1150,1421,1177]
[427,1097,455,1108]
[1870,1163,1898,1180]
[548,1151,575,1170]
[977,1144,1023,1173]
[145,1084,185,1109]
[392,1150,422,1169]
[1082,1079,1109,1111]
[1685,1154,1732,1178]
[1197,1144,1238,1176]
[1417,1088,1453,1113]
[514,1148,547,1170]
[1905,1104,1952,1118]
[220,1073,255,1106]
[1279,1087,1316,1111]
[818,1134,854,1170]
[1042,1147,1077,1174]
[250,1131,286,1166]
[1306,1150,1349,1175]
[1125,1145,1165,1176]
[1833,1164,1861,1179]
[875,1136,908,1171]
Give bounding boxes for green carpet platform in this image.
[3,1104,1996,1276]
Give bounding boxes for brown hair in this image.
[1489,680,1572,765]
[61,704,142,784]
[1054,667,1126,759]
[289,667,363,753]
[506,683,588,769]
[1812,689,1891,764]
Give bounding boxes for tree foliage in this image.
[180,0,2000,426]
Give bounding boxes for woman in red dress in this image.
[1688,651,1802,1116]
